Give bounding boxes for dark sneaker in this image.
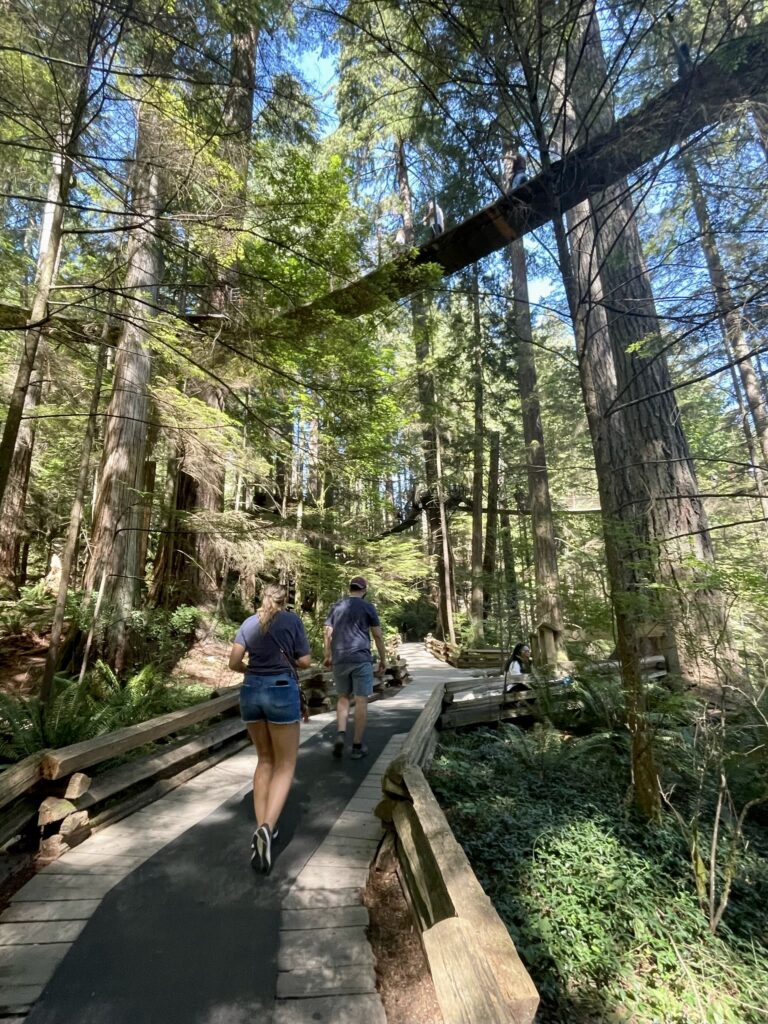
[254,824,272,874]
[350,744,368,760]
[272,824,279,841]
[332,736,345,759]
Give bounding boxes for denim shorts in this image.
[333,661,374,698]
[240,673,300,725]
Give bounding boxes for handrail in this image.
[40,687,240,780]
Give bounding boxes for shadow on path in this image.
[25,702,420,1024]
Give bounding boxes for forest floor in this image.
[169,634,241,690]
[0,631,239,698]
[0,634,47,695]
[365,854,444,1024]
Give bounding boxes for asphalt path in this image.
[24,699,422,1024]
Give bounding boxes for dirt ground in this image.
[170,634,241,690]
[365,854,444,1024]
[0,634,47,695]
[0,631,240,698]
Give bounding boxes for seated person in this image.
[504,641,532,691]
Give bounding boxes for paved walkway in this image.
[0,644,473,1024]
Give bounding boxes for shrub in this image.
[0,665,212,763]
[126,605,202,672]
[430,724,768,1023]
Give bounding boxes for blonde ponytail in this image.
[257,583,287,634]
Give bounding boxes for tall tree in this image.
[469,266,485,640]
[0,3,114,510]
[394,136,456,642]
[85,98,165,670]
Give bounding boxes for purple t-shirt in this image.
[325,597,380,664]
[235,610,310,675]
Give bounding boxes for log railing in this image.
[424,634,505,670]
[0,686,247,858]
[379,680,539,1024]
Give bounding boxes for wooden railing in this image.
[379,681,539,1024]
[0,686,247,860]
[424,634,504,670]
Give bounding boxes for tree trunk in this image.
[547,4,663,817]
[0,134,71,590]
[508,236,568,666]
[482,430,500,619]
[394,135,455,642]
[683,152,768,471]
[470,267,485,640]
[499,506,522,639]
[0,6,110,509]
[0,362,44,592]
[84,102,163,672]
[157,27,259,609]
[553,1,734,686]
[41,337,108,703]
[293,23,768,326]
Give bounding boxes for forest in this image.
[0,0,767,1018]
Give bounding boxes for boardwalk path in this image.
[1,644,473,1024]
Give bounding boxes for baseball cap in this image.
[349,576,368,591]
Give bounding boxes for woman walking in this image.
[229,584,311,873]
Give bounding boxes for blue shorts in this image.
[333,661,374,698]
[240,673,300,725]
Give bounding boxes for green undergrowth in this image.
[0,663,213,764]
[429,722,768,1024]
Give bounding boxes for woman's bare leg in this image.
[262,721,300,830]
[247,722,274,826]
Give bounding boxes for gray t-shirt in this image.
[235,610,310,675]
[325,597,380,664]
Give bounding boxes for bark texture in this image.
[482,431,500,619]
[85,103,163,670]
[470,267,485,640]
[0,362,44,591]
[508,234,567,665]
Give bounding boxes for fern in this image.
[0,667,212,764]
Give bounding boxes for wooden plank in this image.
[276,964,377,998]
[401,766,538,1023]
[422,917,522,1024]
[0,900,101,923]
[0,920,86,945]
[277,927,374,970]
[441,707,502,730]
[444,676,504,696]
[75,717,245,810]
[281,906,369,931]
[282,888,363,911]
[41,688,240,780]
[0,754,46,811]
[273,994,385,1024]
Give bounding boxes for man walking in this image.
[324,576,387,759]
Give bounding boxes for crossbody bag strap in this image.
[262,629,300,680]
